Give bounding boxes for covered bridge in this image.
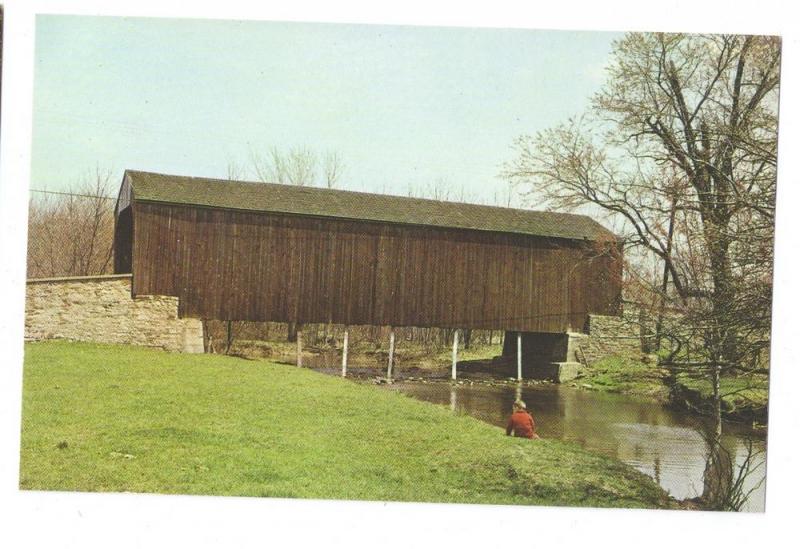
[114,170,622,377]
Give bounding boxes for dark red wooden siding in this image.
[129,202,621,333]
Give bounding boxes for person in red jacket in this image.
[506,399,540,439]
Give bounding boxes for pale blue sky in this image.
[31,15,621,203]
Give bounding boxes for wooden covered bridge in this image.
[114,170,622,380]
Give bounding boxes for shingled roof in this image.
[124,170,616,242]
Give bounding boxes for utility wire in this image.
[29,189,116,200]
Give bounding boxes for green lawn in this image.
[20,341,674,508]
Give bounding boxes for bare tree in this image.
[492,180,518,208]
[504,33,779,509]
[226,160,245,181]
[322,151,344,189]
[406,177,480,203]
[249,146,345,189]
[27,167,117,278]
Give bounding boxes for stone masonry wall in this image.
[25,274,204,353]
[578,307,643,366]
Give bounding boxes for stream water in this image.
[381,381,767,511]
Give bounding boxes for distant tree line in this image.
[27,168,116,279]
[204,320,500,356]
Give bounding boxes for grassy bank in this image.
[574,354,768,423]
[20,341,673,508]
[574,355,672,401]
[673,373,769,423]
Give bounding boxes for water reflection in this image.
[385,382,766,511]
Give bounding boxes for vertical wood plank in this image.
[130,202,621,333]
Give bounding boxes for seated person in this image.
[506,399,540,439]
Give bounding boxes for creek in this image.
[381,381,766,511]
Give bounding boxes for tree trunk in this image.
[654,196,677,351]
[701,362,733,509]
[463,329,472,350]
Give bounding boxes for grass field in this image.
[19,341,674,508]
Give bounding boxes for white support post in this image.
[341,328,349,377]
[517,332,522,381]
[451,330,459,380]
[387,327,395,381]
[296,328,303,368]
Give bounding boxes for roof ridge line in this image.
[124,170,617,242]
[124,169,596,221]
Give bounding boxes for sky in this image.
[30,15,621,203]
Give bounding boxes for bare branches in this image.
[27,167,116,278]
[699,430,766,511]
[248,146,346,189]
[322,151,344,189]
[250,146,316,186]
[503,33,779,422]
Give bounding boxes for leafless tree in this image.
[406,177,485,205]
[504,33,779,509]
[226,160,245,181]
[419,177,454,201]
[322,151,344,189]
[492,180,519,208]
[249,146,345,189]
[27,167,117,278]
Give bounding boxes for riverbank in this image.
[571,355,768,425]
[571,355,673,401]
[231,337,769,425]
[20,340,675,509]
[670,373,769,424]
